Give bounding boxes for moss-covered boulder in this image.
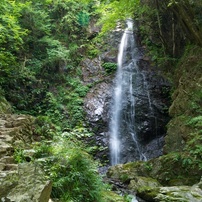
[6,163,52,202]
[102,190,126,202]
[165,46,202,154]
[154,183,202,202]
[0,96,11,113]
[107,161,202,201]
[128,176,161,201]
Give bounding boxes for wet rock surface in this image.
[82,29,122,163]
[82,27,171,164]
[84,81,112,124]
[116,65,170,163]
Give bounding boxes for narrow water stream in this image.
[109,20,147,165]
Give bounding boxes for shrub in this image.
[102,62,117,73]
[37,135,105,202]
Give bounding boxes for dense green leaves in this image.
[0,0,93,127]
[102,62,117,73]
[35,133,105,202]
[97,0,140,34]
[0,0,27,84]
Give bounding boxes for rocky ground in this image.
[0,114,52,202]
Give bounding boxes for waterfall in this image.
[109,20,147,165]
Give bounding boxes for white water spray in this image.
[109,20,147,165]
[109,21,131,166]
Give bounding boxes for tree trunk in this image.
[170,0,202,46]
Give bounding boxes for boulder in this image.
[7,163,52,202]
[81,57,105,84]
[107,161,202,201]
[154,183,202,202]
[129,176,161,201]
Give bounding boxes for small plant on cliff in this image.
[187,116,202,128]
[34,115,57,139]
[102,62,117,74]
[14,149,26,163]
[144,162,153,171]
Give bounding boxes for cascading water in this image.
[109,20,148,165]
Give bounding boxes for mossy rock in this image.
[164,116,192,153]
[102,190,126,202]
[137,187,160,201]
[107,161,148,182]
[0,171,19,197]
[0,96,11,113]
[108,152,202,188]
[165,45,202,151]
[148,153,202,186]
[128,176,161,201]
[154,185,202,202]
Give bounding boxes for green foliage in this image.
[39,37,70,72]
[190,145,202,159]
[42,92,65,126]
[35,132,106,202]
[182,156,193,168]
[63,77,90,127]
[34,141,53,158]
[0,0,27,85]
[62,127,93,140]
[59,151,103,201]
[78,11,90,26]
[13,149,26,163]
[0,0,93,116]
[102,62,117,73]
[144,162,153,171]
[97,0,140,34]
[186,130,202,156]
[187,116,202,128]
[32,122,116,201]
[0,0,94,130]
[86,43,100,58]
[34,115,57,139]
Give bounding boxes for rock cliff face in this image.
[82,29,122,162]
[0,114,52,201]
[83,25,170,164]
[104,45,202,202]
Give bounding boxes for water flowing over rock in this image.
[0,114,52,201]
[83,22,170,165]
